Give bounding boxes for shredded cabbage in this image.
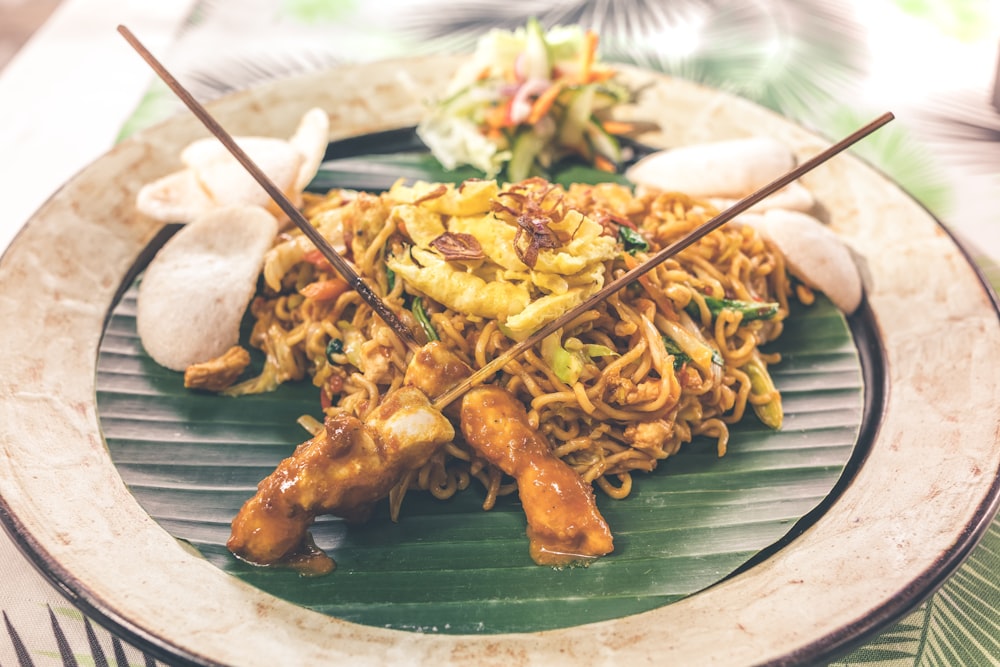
[417,19,629,182]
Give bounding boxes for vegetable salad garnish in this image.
[417,19,630,183]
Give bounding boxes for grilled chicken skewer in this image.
[413,345,615,565]
[227,384,455,574]
[460,385,614,565]
[229,343,615,570]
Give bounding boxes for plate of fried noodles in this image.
[1,51,998,667]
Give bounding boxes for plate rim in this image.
[1,54,999,667]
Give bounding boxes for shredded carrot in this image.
[594,154,616,172]
[302,249,333,271]
[579,30,598,83]
[300,278,350,302]
[587,68,616,83]
[475,65,493,81]
[484,102,511,129]
[527,82,564,125]
[623,253,677,318]
[600,120,635,135]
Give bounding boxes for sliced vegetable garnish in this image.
[337,320,365,369]
[687,295,781,321]
[541,333,618,385]
[661,336,693,370]
[742,353,783,429]
[300,277,350,302]
[658,317,722,372]
[325,337,344,364]
[429,231,486,261]
[416,20,630,182]
[541,331,585,385]
[618,226,650,254]
[412,296,439,342]
[507,128,551,183]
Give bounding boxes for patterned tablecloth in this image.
[1,1,998,664]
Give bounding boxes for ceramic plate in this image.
[1,55,998,666]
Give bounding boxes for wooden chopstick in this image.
[118,25,421,352]
[430,112,894,410]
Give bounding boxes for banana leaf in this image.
[96,146,865,635]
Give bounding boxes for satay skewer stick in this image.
[430,112,894,410]
[118,25,421,352]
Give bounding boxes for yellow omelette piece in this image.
[503,283,601,340]
[448,214,522,269]
[389,179,499,216]
[449,209,617,275]
[392,204,447,248]
[500,262,605,298]
[386,248,530,320]
[502,263,606,338]
[385,178,620,339]
[532,210,617,275]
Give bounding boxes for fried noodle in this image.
[227,178,799,519]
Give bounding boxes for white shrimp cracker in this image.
[137,205,279,371]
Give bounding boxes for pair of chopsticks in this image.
[118,25,893,412]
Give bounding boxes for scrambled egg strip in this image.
[388,248,531,321]
[385,180,619,340]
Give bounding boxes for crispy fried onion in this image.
[491,178,578,268]
[429,231,486,261]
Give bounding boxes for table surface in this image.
[1,1,998,665]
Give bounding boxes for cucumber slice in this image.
[522,18,552,81]
[584,117,622,165]
[507,129,548,182]
[558,86,596,152]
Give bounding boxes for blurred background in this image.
[0,0,61,71]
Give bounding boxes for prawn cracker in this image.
[137,204,279,371]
